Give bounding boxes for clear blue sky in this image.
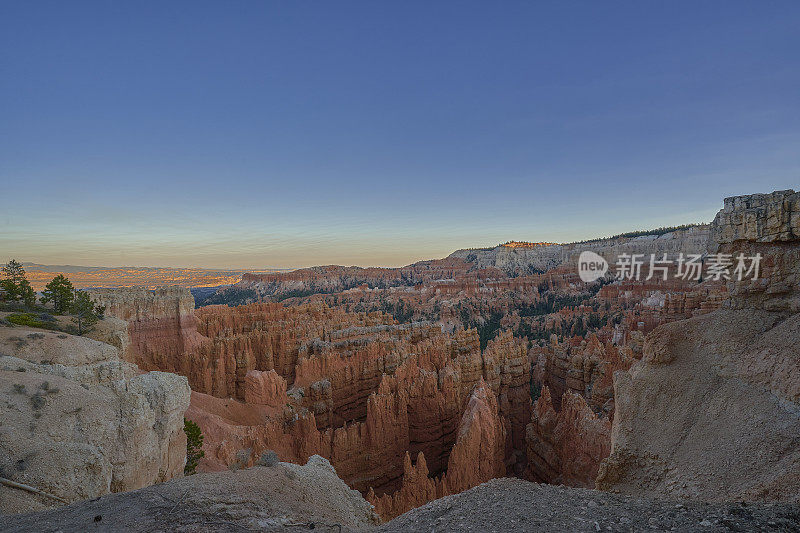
[1,1,798,268]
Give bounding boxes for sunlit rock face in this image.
[87,286,207,371]
[449,225,710,276]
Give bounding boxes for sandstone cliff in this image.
[87,286,208,371]
[597,190,800,502]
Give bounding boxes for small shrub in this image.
[12,383,26,394]
[8,336,28,349]
[30,393,46,410]
[27,333,45,340]
[6,313,52,329]
[38,313,56,323]
[256,450,279,467]
[233,448,252,470]
[39,381,50,391]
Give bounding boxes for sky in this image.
[1,1,799,269]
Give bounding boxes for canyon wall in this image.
[598,190,800,502]
[449,225,711,275]
[121,297,533,519]
[87,286,207,371]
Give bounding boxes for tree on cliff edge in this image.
[1,259,35,307]
[70,290,105,335]
[184,419,205,475]
[40,274,74,314]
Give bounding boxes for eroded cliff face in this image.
[0,322,190,514]
[710,190,800,312]
[449,225,710,276]
[367,380,506,520]
[87,286,207,371]
[597,190,800,502]
[525,386,611,487]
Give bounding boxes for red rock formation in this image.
[525,386,611,487]
[368,380,506,520]
[95,193,791,518]
[482,330,531,471]
[243,369,289,407]
[87,287,207,369]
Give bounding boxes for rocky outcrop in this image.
[244,369,289,407]
[531,334,635,416]
[482,331,531,466]
[0,324,190,515]
[525,387,611,487]
[597,310,800,502]
[3,456,380,532]
[597,190,800,502]
[710,189,799,312]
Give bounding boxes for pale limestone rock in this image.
[0,325,190,515]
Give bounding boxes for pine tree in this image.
[18,279,36,308]
[184,418,205,475]
[70,290,104,335]
[40,274,75,314]
[1,259,28,302]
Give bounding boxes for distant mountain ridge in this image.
[15,263,289,291]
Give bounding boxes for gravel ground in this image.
[4,474,799,532]
[379,479,800,533]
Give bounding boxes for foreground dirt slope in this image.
[597,190,800,502]
[597,310,800,502]
[8,473,798,533]
[2,456,379,533]
[379,478,800,533]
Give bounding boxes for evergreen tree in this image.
[70,290,105,335]
[184,418,205,475]
[18,279,36,308]
[0,259,27,302]
[40,274,75,314]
